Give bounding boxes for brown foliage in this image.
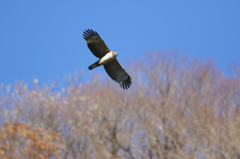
[0,122,62,159]
[0,51,240,159]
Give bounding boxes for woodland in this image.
[0,52,239,159]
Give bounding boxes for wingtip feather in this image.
[83,29,99,40]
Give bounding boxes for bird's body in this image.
[83,29,132,90]
[89,52,118,70]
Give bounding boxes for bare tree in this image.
[0,51,240,159]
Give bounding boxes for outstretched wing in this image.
[104,59,132,90]
[83,29,111,58]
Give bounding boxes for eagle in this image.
[83,29,132,90]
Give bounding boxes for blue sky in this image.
[0,1,240,85]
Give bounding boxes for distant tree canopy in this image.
[0,51,240,159]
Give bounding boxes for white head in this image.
[112,52,118,56]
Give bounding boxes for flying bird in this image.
[83,29,132,90]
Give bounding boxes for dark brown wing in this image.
[104,59,132,90]
[83,29,111,58]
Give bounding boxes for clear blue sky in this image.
[1,1,240,85]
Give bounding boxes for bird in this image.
[83,29,132,90]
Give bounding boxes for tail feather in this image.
[88,61,101,70]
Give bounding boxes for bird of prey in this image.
[83,29,132,90]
